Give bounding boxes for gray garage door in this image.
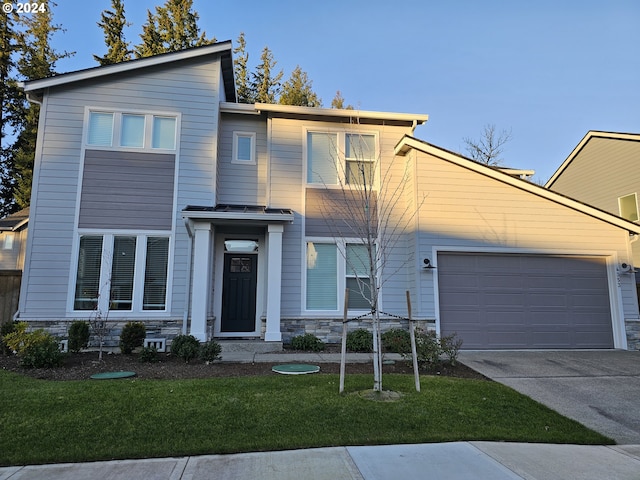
[438,253,614,349]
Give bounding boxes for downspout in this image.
[182,218,194,335]
[410,120,418,135]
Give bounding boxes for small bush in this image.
[170,334,201,363]
[381,328,411,354]
[290,333,325,352]
[68,321,90,353]
[139,345,159,363]
[3,322,45,354]
[120,321,146,354]
[346,328,373,352]
[414,329,463,369]
[440,333,463,365]
[200,340,222,363]
[1,321,19,355]
[19,334,65,368]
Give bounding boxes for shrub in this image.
[414,329,463,369]
[139,345,159,363]
[170,334,201,363]
[440,333,463,366]
[3,322,44,354]
[19,334,65,368]
[200,340,222,363]
[1,321,19,355]
[120,321,146,354]
[290,333,325,352]
[68,321,90,353]
[381,328,411,354]
[346,328,373,352]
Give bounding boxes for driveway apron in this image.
[459,350,640,444]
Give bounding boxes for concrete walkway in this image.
[2,443,640,479]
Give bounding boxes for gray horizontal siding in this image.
[305,188,378,237]
[79,150,175,230]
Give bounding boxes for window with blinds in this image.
[74,235,103,310]
[143,237,169,310]
[306,242,337,310]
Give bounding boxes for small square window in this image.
[87,112,113,146]
[619,193,638,222]
[121,114,145,147]
[232,132,256,164]
[152,116,176,149]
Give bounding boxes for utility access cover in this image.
[272,364,320,375]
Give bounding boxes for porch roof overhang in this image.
[181,204,294,226]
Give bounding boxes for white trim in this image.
[231,131,256,165]
[430,245,627,349]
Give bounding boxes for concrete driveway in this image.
[458,350,640,444]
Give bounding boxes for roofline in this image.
[545,131,640,188]
[220,101,429,124]
[20,41,235,99]
[395,135,640,235]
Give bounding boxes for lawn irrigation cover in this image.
[272,364,320,375]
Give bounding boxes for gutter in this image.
[182,218,194,335]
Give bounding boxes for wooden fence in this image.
[0,270,21,326]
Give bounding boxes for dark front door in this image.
[221,254,258,332]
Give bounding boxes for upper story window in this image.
[306,131,377,187]
[87,110,177,151]
[619,193,639,222]
[232,131,256,164]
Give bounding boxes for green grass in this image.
[0,371,612,466]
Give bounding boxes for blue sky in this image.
[40,0,640,182]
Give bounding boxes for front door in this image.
[221,254,258,332]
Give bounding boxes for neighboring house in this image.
[17,43,640,350]
[0,207,29,324]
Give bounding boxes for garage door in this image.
[437,253,614,349]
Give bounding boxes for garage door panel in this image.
[438,253,613,349]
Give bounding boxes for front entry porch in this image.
[182,205,293,343]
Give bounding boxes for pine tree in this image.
[279,65,321,107]
[251,46,282,104]
[94,0,132,66]
[11,5,73,208]
[331,90,353,110]
[135,0,214,58]
[233,32,252,103]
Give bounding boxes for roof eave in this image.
[252,103,429,124]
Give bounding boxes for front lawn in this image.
[0,371,612,466]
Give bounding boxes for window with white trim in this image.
[2,232,15,250]
[232,131,256,164]
[306,131,377,186]
[305,240,373,312]
[619,193,639,222]
[73,234,170,312]
[87,111,177,151]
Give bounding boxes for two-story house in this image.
[18,42,640,350]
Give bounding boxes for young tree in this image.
[250,46,282,104]
[93,0,132,66]
[135,0,214,58]
[463,124,512,166]
[314,127,423,392]
[278,65,322,107]
[331,90,353,110]
[233,32,252,103]
[10,4,73,208]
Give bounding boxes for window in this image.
[306,131,377,186]
[307,132,338,184]
[345,134,376,186]
[73,234,170,312]
[232,132,256,164]
[305,240,374,312]
[306,242,337,310]
[88,112,113,146]
[2,233,15,250]
[86,110,177,150]
[619,193,638,222]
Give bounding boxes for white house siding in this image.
[20,55,223,323]
[217,113,267,205]
[412,149,639,345]
[548,136,640,266]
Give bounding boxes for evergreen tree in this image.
[94,0,132,66]
[135,0,214,58]
[278,65,321,107]
[11,4,73,208]
[251,46,282,104]
[233,32,252,103]
[0,8,21,215]
[331,90,353,110]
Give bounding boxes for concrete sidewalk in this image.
[2,442,640,479]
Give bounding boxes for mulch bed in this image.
[0,351,487,382]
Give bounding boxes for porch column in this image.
[190,222,212,341]
[265,224,284,341]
